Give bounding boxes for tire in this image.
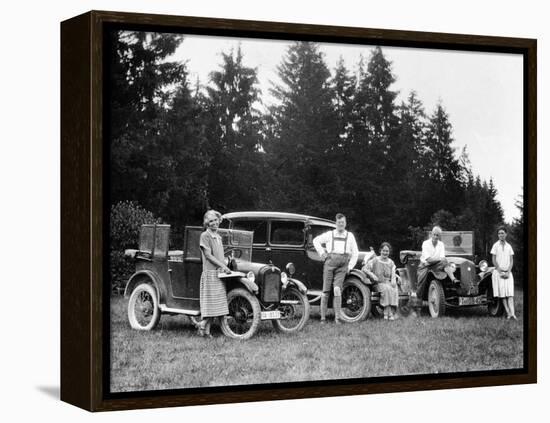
[397,283,412,317]
[397,301,412,317]
[220,288,261,340]
[127,283,161,330]
[340,278,371,322]
[371,303,384,318]
[272,286,311,333]
[487,289,505,317]
[427,279,446,318]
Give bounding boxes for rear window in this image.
[270,221,305,246]
[232,220,267,244]
[310,225,334,240]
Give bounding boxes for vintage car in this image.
[221,211,410,322]
[397,231,501,318]
[124,224,310,339]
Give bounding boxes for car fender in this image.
[478,269,495,292]
[287,277,308,294]
[235,277,259,295]
[348,268,371,285]
[124,270,164,302]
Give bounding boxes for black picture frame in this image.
[61,10,537,411]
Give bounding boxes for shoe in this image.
[334,319,342,325]
[197,320,207,336]
[383,316,389,320]
[389,315,396,321]
[320,319,327,324]
[511,315,518,320]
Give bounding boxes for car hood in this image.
[233,260,280,275]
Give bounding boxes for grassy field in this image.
[110,292,524,393]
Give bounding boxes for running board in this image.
[159,304,200,315]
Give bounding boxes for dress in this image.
[367,256,398,307]
[199,230,229,317]
[490,241,515,298]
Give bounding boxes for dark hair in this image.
[497,226,507,234]
[335,213,346,221]
[453,234,463,246]
[379,242,392,254]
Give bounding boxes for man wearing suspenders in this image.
[313,213,359,324]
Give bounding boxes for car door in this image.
[305,224,335,291]
[268,220,308,285]
[230,219,270,264]
[168,226,202,310]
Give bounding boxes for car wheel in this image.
[487,291,504,317]
[427,279,446,318]
[340,278,371,322]
[397,302,412,317]
[220,288,261,340]
[371,303,384,318]
[272,286,310,333]
[127,283,160,330]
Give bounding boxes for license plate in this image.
[260,310,281,320]
[459,296,484,306]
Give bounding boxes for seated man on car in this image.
[417,226,460,294]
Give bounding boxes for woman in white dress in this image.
[490,227,516,320]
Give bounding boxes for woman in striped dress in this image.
[197,210,231,337]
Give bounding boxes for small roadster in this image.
[124,224,310,339]
[397,231,500,318]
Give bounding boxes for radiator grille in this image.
[262,271,281,302]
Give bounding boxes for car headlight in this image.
[449,263,457,273]
[281,271,288,286]
[285,262,296,276]
[246,271,255,284]
[479,260,488,272]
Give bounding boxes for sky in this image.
[170,34,524,222]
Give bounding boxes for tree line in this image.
[109,30,523,269]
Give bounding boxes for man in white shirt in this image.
[313,213,359,324]
[417,226,459,294]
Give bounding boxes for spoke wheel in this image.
[220,288,261,340]
[272,286,310,333]
[487,288,504,317]
[340,278,371,322]
[427,279,446,318]
[127,283,160,330]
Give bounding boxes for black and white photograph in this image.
[106,28,527,393]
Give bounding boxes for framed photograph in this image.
[61,10,537,411]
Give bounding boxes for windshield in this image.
[431,231,474,256]
[219,228,253,262]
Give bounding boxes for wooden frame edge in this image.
[60,10,537,412]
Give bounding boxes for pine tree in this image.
[204,46,264,212]
[109,30,185,212]
[420,101,465,215]
[265,41,339,215]
[330,57,355,151]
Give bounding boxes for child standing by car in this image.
[490,227,517,320]
[197,210,232,337]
